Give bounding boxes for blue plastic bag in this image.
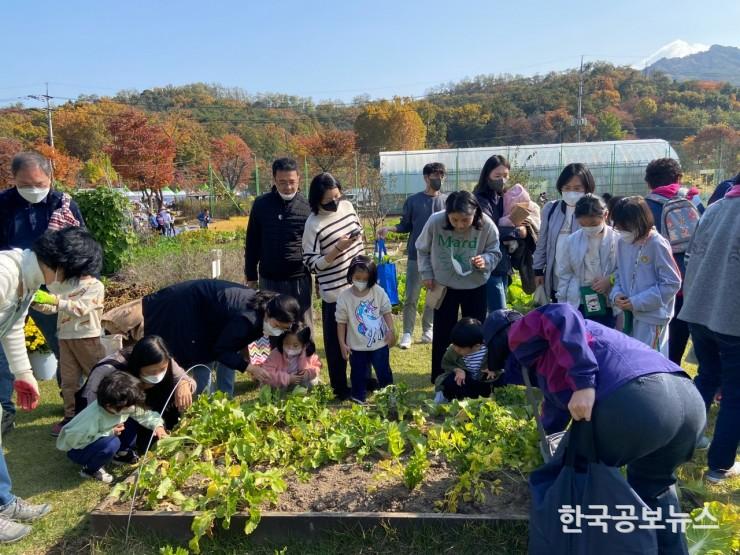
[528,421,658,555]
[375,239,399,306]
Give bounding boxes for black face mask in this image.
[429,178,443,192]
[488,178,505,194]
[321,199,339,212]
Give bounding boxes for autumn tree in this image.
[0,138,23,189]
[34,143,82,186]
[0,109,47,144]
[161,112,211,187]
[210,134,253,191]
[106,108,175,206]
[595,111,626,141]
[81,153,118,187]
[355,99,427,154]
[634,97,658,123]
[53,100,123,160]
[681,124,740,178]
[293,128,356,173]
[355,157,389,239]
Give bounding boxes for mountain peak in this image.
[634,40,710,69]
[643,43,740,85]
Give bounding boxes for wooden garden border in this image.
[90,497,528,543]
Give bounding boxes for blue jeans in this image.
[67,419,137,473]
[485,274,507,313]
[690,322,740,471]
[349,346,393,402]
[192,362,236,397]
[0,432,14,506]
[0,346,13,415]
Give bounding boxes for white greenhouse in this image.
[378,139,678,211]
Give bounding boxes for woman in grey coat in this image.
[533,163,595,300]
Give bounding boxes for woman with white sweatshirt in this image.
[0,227,100,542]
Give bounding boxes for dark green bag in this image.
[579,286,606,317]
[622,310,634,336]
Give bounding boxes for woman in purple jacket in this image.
[484,304,705,555]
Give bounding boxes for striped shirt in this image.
[463,345,488,381]
[302,200,365,303]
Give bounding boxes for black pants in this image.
[441,373,493,400]
[431,285,487,383]
[321,301,349,398]
[260,272,314,330]
[132,406,180,453]
[668,295,690,365]
[578,306,616,328]
[592,372,705,555]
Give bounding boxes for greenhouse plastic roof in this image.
[380,140,678,174]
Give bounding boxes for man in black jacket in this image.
[0,151,85,435]
[245,158,313,326]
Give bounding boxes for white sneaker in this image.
[433,391,448,404]
[421,331,433,344]
[0,516,31,544]
[80,468,113,484]
[705,461,740,484]
[399,333,412,349]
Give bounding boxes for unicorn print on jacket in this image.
[354,299,387,348]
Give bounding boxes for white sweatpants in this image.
[632,320,669,357]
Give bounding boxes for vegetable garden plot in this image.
[100,385,541,553]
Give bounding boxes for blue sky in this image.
[1,0,738,106]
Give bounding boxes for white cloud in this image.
[633,40,710,69]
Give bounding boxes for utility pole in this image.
[254,154,260,196]
[44,83,54,147]
[27,83,55,147]
[576,56,584,143]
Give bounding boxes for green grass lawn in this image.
[2,322,738,555]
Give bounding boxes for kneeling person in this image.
[252,323,322,390]
[57,371,168,483]
[435,318,497,402]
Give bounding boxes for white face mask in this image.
[263,319,285,337]
[617,230,636,244]
[142,370,167,385]
[562,191,585,207]
[16,186,50,204]
[47,270,77,296]
[451,256,473,277]
[284,347,302,357]
[278,191,297,201]
[581,223,605,237]
[353,281,368,292]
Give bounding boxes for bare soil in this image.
[104,456,530,518]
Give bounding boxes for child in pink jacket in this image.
[257,323,321,389]
[500,184,540,253]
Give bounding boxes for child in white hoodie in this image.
[556,195,619,327]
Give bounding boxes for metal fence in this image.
[375,139,725,214]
